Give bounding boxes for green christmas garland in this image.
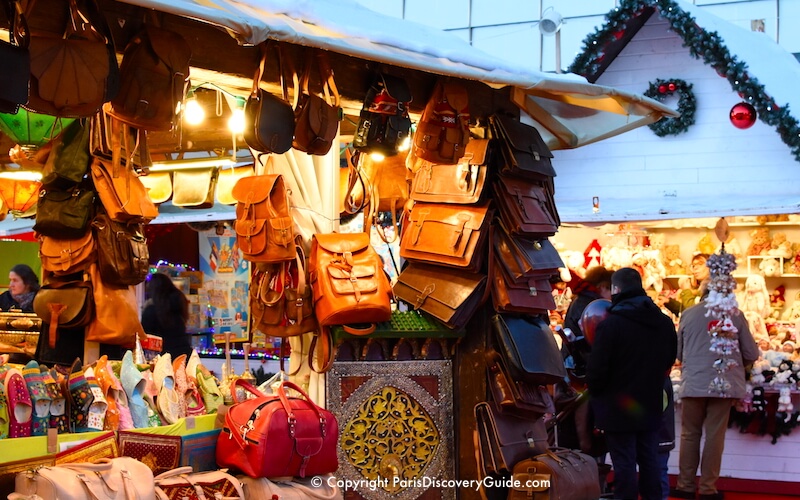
[643,78,697,137]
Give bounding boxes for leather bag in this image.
[474,401,548,475]
[293,49,340,155]
[238,475,342,500]
[409,138,490,204]
[489,114,555,180]
[11,456,155,500]
[494,221,563,281]
[39,229,96,276]
[393,262,486,330]
[400,201,491,272]
[172,168,217,208]
[352,73,412,157]
[154,466,245,500]
[0,0,30,114]
[491,314,566,386]
[244,42,295,155]
[308,232,393,328]
[216,165,254,205]
[139,171,173,204]
[32,185,96,240]
[33,275,93,349]
[41,119,92,189]
[486,348,554,419]
[509,448,600,500]
[412,80,470,164]
[217,379,339,479]
[251,242,318,338]
[232,174,295,263]
[92,211,149,286]
[90,157,159,224]
[26,0,118,117]
[86,262,147,346]
[494,176,560,237]
[491,257,556,315]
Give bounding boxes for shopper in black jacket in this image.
[587,267,678,500]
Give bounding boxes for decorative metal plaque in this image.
[327,360,455,500]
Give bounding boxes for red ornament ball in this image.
[668,82,677,92]
[657,85,666,94]
[729,102,757,129]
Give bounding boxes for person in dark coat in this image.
[141,272,192,359]
[0,264,40,312]
[586,267,678,500]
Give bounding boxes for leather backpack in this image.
[232,174,295,263]
[412,80,471,165]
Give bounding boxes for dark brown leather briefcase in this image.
[474,401,548,475]
[489,114,555,180]
[393,262,486,330]
[494,176,560,237]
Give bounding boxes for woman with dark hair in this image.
[141,272,192,359]
[0,264,41,312]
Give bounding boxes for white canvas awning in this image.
[121,0,677,150]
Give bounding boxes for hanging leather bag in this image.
[0,0,30,114]
[232,174,295,263]
[243,41,296,155]
[216,379,339,479]
[491,314,566,386]
[32,184,96,239]
[412,80,471,164]
[216,165,254,205]
[474,401,548,475]
[90,157,159,224]
[308,232,393,328]
[41,119,93,190]
[33,274,94,349]
[172,168,217,209]
[509,448,600,500]
[39,229,96,276]
[494,176,560,237]
[85,262,147,346]
[409,138,490,204]
[485,348,555,419]
[352,73,412,157]
[489,114,555,180]
[293,49,340,155]
[400,201,492,272]
[92,211,149,286]
[26,0,118,117]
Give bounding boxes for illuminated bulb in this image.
[397,136,411,152]
[184,98,205,125]
[228,108,245,134]
[369,152,385,162]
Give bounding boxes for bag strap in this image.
[276,380,328,439]
[342,149,369,215]
[308,326,334,373]
[299,49,340,108]
[229,377,267,404]
[3,0,28,48]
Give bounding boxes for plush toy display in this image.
[747,227,772,256]
[770,285,786,319]
[697,233,716,256]
[751,386,767,412]
[782,293,800,322]
[777,386,794,414]
[664,244,687,275]
[740,274,772,319]
[768,232,795,260]
[759,257,782,277]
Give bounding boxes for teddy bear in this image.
[747,227,772,256]
[770,285,786,319]
[759,257,782,277]
[777,386,794,414]
[663,244,687,275]
[751,385,767,412]
[697,233,716,256]
[768,232,794,260]
[740,274,772,319]
[739,382,754,413]
[782,293,800,322]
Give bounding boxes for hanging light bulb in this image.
[397,135,411,152]
[184,92,205,126]
[369,152,385,162]
[228,97,246,134]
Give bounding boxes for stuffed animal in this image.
[759,257,782,277]
[747,227,772,257]
[716,234,743,263]
[649,233,666,251]
[741,274,772,319]
[770,285,786,319]
[697,233,716,256]
[768,232,795,260]
[777,386,794,413]
[745,310,768,340]
[664,244,687,275]
[782,293,800,322]
[740,382,754,413]
[751,386,767,412]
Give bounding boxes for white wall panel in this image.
[703,1,778,40]
[780,0,800,53]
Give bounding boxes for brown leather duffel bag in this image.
[509,448,600,500]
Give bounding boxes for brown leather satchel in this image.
[250,243,318,338]
[409,138,490,204]
[232,174,295,263]
[400,201,492,272]
[39,230,96,276]
[491,261,555,315]
[474,401,548,475]
[92,211,149,286]
[509,448,600,500]
[85,263,146,347]
[412,80,471,165]
[489,114,555,180]
[494,176,560,237]
[393,262,486,330]
[486,349,555,419]
[308,232,392,328]
[293,49,340,156]
[33,275,94,349]
[90,157,159,224]
[172,168,217,209]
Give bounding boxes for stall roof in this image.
[122,0,677,150]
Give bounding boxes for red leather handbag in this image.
[216,379,338,479]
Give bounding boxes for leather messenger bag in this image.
[400,201,492,272]
[494,176,560,237]
[393,262,486,330]
[409,138,491,205]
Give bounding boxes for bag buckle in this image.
[288,415,297,438]
[529,286,538,296]
[414,284,435,310]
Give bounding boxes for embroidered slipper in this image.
[83,367,108,432]
[120,351,151,429]
[186,349,202,383]
[0,372,9,439]
[154,354,181,424]
[197,365,222,414]
[42,367,69,433]
[139,367,163,427]
[95,355,134,431]
[4,368,33,438]
[66,358,95,433]
[172,354,189,420]
[22,360,51,436]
